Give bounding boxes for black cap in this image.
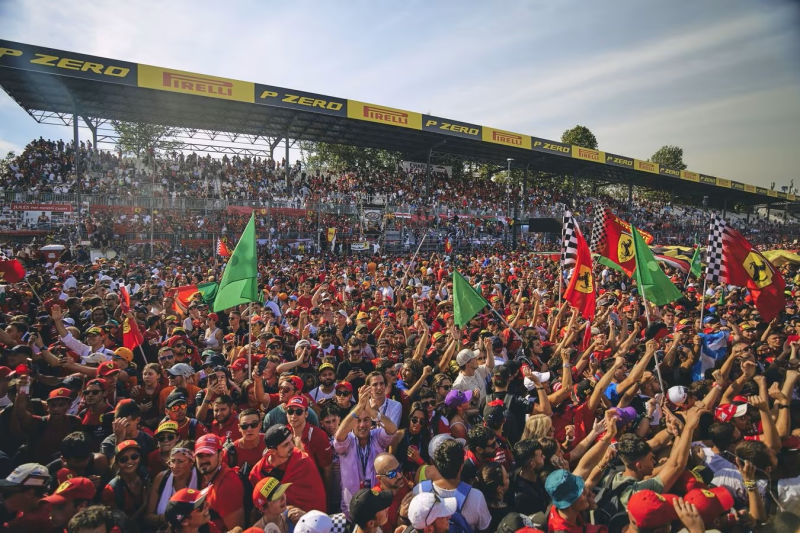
[483,404,507,428]
[165,391,188,408]
[264,425,293,449]
[496,512,539,533]
[350,488,393,528]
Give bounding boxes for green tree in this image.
[650,145,687,171]
[561,125,598,149]
[301,141,402,174]
[112,121,181,158]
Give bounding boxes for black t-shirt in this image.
[336,359,375,394]
[510,469,549,514]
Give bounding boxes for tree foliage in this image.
[649,145,687,171]
[112,121,182,158]
[301,141,402,174]
[561,125,598,149]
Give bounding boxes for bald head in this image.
[374,452,399,474]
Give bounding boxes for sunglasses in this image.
[173,343,186,348]
[377,468,401,479]
[159,354,175,361]
[409,417,424,424]
[239,421,259,430]
[84,389,102,396]
[438,384,451,391]
[286,408,306,416]
[279,387,295,393]
[168,403,187,412]
[336,390,351,397]
[421,400,434,408]
[117,453,140,464]
[157,433,177,442]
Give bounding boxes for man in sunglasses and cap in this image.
[0,463,52,532]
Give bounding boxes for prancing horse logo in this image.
[576,265,594,293]
[743,251,772,289]
[618,233,634,263]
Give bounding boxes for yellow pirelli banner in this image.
[571,146,605,163]
[138,64,254,103]
[680,171,699,182]
[347,101,422,129]
[716,178,731,188]
[482,127,531,149]
[634,159,659,174]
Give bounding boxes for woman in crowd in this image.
[101,440,149,521]
[145,441,199,530]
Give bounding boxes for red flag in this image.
[564,218,597,320]
[580,321,593,351]
[122,315,144,350]
[717,225,786,322]
[0,259,26,283]
[119,286,131,313]
[591,206,653,276]
[217,238,231,258]
[444,238,453,254]
[165,284,199,315]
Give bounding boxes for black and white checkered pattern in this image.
[590,202,608,254]
[562,210,579,271]
[705,214,727,282]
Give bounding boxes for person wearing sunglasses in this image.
[157,346,177,370]
[222,408,266,469]
[159,363,201,414]
[162,391,208,441]
[101,439,148,520]
[147,420,180,477]
[285,395,333,477]
[394,401,432,479]
[144,440,199,531]
[77,378,114,445]
[373,452,410,532]
[262,375,320,430]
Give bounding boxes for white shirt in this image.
[453,366,491,401]
[411,481,492,531]
[371,397,402,427]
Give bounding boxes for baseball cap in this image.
[455,348,479,367]
[318,362,335,373]
[432,331,445,342]
[115,439,140,456]
[167,363,194,377]
[42,477,96,504]
[165,391,188,408]
[714,403,748,423]
[287,395,309,410]
[47,387,72,402]
[427,434,466,460]
[194,434,222,455]
[667,385,688,406]
[496,513,544,533]
[444,389,473,409]
[356,311,368,320]
[265,425,293,449]
[166,487,210,526]
[294,509,334,533]
[408,492,457,529]
[156,421,179,435]
[252,477,292,510]
[113,347,134,363]
[0,463,50,491]
[350,488,393,528]
[545,469,585,509]
[295,339,311,350]
[335,381,353,393]
[96,361,119,378]
[84,352,107,364]
[85,327,102,335]
[683,487,734,526]
[0,366,11,379]
[627,490,679,528]
[230,358,248,372]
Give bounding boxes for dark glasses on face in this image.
[279,387,294,393]
[157,433,177,442]
[159,354,174,361]
[421,400,434,408]
[118,453,140,464]
[438,384,451,391]
[378,468,400,479]
[173,343,185,348]
[239,421,259,430]
[336,390,351,397]
[168,404,187,412]
[84,389,102,396]
[410,417,424,424]
[286,408,305,416]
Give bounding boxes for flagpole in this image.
[400,229,429,287]
[698,277,708,326]
[558,204,565,308]
[489,306,524,349]
[23,280,43,303]
[247,302,253,374]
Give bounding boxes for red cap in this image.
[674,468,708,495]
[335,381,353,393]
[714,403,748,423]
[97,361,119,378]
[731,395,748,404]
[47,387,72,401]
[0,366,11,379]
[223,333,235,342]
[194,434,222,455]
[42,477,96,504]
[286,395,309,410]
[627,490,679,528]
[207,313,219,321]
[86,378,108,390]
[166,335,186,347]
[683,487,734,526]
[115,439,140,456]
[170,486,209,505]
[230,358,248,372]
[250,315,264,324]
[282,375,303,392]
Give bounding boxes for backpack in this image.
[591,466,632,533]
[419,480,474,533]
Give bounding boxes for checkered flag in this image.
[705,214,727,283]
[562,209,579,271]
[590,202,609,254]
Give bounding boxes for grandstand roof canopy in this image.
[0,39,795,207]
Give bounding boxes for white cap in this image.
[427,433,466,461]
[667,385,688,405]
[294,510,333,533]
[84,352,108,364]
[455,349,479,367]
[408,492,457,529]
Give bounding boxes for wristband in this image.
[777,404,789,409]
[744,480,757,491]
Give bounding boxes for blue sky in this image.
[1,0,799,189]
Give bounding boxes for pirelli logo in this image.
[634,159,659,174]
[347,101,422,129]
[138,64,254,103]
[572,146,604,163]
[483,127,531,149]
[163,72,232,96]
[680,171,699,182]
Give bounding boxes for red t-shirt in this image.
[211,416,242,442]
[299,423,333,471]
[222,434,267,468]
[203,466,244,531]
[552,401,595,444]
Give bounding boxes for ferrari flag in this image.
[563,211,596,320]
[590,204,653,276]
[706,215,786,321]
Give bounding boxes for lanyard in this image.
[356,434,371,482]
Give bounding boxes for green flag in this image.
[595,254,625,274]
[197,282,218,305]
[453,270,488,328]
[689,241,702,278]
[631,224,683,305]
[213,214,261,312]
